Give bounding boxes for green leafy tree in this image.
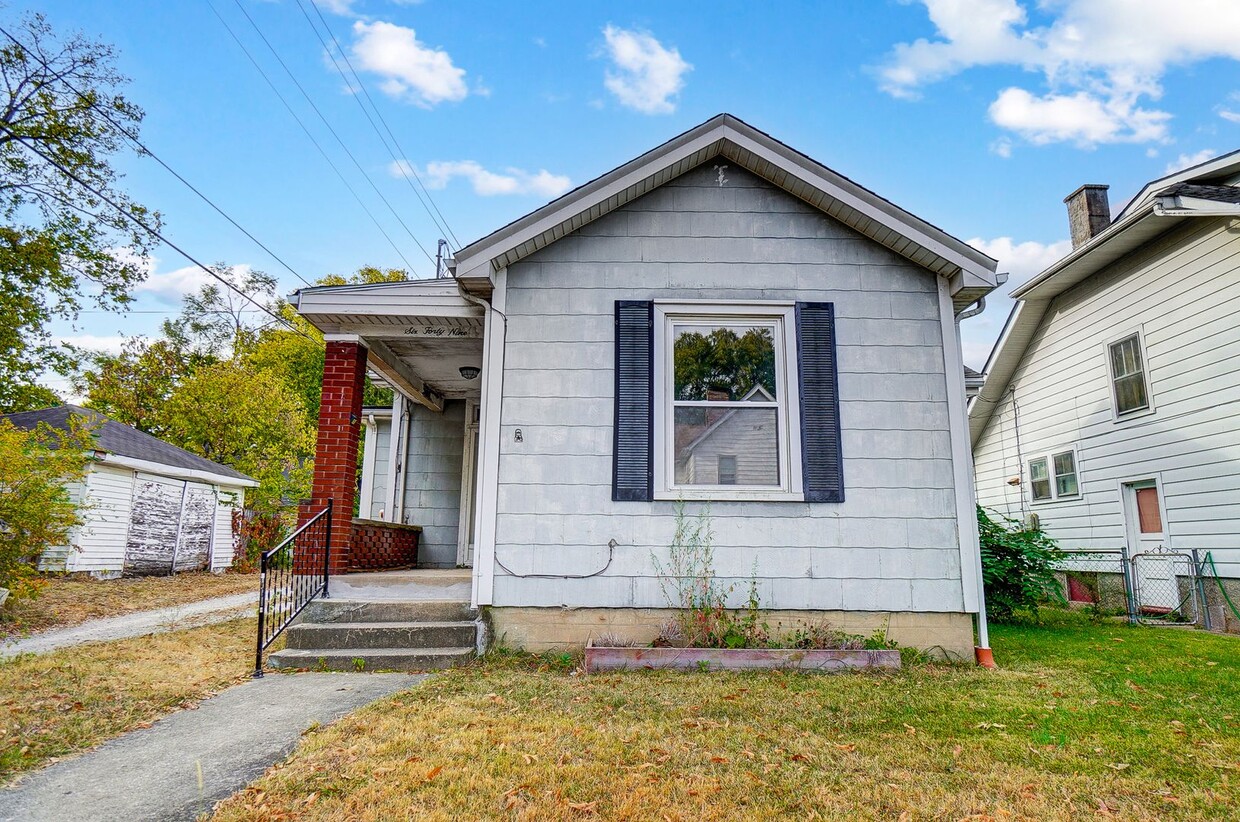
[162,264,279,357]
[162,362,314,514]
[75,337,212,437]
[0,12,158,411]
[673,327,776,401]
[977,506,1065,622]
[0,418,91,599]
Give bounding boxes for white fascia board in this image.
[1116,148,1240,221]
[968,299,1051,447]
[1010,206,1156,300]
[454,115,998,286]
[100,453,258,488]
[718,121,998,285]
[1153,197,1240,216]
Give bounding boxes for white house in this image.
[970,152,1240,632]
[289,114,1000,662]
[2,405,257,577]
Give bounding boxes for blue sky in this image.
[22,0,1240,395]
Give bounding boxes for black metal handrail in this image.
[253,499,332,677]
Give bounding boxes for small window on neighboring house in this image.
[718,455,738,485]
[1109,334,1150,415]
[1029,458,1051,501]
[1053,451,1079,497]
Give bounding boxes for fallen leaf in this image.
[1107,763,1130,771]
[710,756,729,764]
[834,743,857,752]
[567,800,598,812]
[426,765,443,780]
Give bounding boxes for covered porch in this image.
[293,277,493,579]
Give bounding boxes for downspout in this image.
[956,294,995,668]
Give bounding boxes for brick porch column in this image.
[302,338,368,575]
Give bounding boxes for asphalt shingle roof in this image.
[1158,183,1240,204]
[1,405,253,483]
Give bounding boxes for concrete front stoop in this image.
[268,598,477,672]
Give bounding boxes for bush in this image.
[977,506,1065,622]
[0,419,91,600]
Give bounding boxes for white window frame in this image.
[1105,328,1155,421]
[1028,446,1082,505]
[653,301,803,502]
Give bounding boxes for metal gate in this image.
[1052,547,1213,629]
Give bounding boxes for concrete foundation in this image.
[486,607,975,661]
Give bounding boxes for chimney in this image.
[1063,184,1111,249]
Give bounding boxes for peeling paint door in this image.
[123,474,215,575]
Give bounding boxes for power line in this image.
[298,0,461,249]
[8,136,317,343]
[0,24,314,288]
[204,0,421,275]
[226,0,438,269]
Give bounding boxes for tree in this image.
[75,337,211,437]
[673,327,776,401]
[316,265,408,287]
[163,263,279,357]
[0,418,91,599]
[162,362,314,514]
[0,12,158,412]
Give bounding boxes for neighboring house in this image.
[970,152,1240,632]
[296,114,999,660]
[2,405,257,577]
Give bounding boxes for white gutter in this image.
[100,453,259,488]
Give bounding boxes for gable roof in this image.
[451,113,998,311]
[2,405,256,486]
[969,152,1240,446]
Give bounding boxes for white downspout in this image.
[957,295,994,667]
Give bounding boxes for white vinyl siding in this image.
[65,464,137,574]
[495,162,963,613]
[973,217,1240,578]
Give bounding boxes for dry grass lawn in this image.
[0,617,256,782]
[212,611,1238,821]
[0,572,259,638]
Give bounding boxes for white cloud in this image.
[317,0,358,15]
[958,235,1074,369]
[988,87,1171,146]
[351,20,468,107]
[55,334,129,356]
[1221,109,1240,123]
[133,263,215,302]
[600,25,691,114]
[1164,148,1217,174]
[967,236,1073,286]
[397,160,572,198]
[989,137,1013,158]
[880,0,1240,146]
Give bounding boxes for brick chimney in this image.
[1064,184,1111,249]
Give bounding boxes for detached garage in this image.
[2,405,257,577]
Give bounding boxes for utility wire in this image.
[10,136,317,342]
[299,0,461,249]
[226,0,438,269]
[0,24,313,288]
[205,0,420,275]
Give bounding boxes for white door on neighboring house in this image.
[457,402,481,567]
[1123,480,1174,611]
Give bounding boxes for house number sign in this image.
[401,325,476,338]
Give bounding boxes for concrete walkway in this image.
[0,672,419,822]
[0,592,259,659]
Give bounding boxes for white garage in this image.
[2,405,258,577]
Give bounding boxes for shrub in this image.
[977,506,1065,621]
[0,419,91,600]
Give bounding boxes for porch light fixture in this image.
[459,366,481,380]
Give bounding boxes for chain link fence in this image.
[1051,547,1216,628]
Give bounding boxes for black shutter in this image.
[796,302,844,503]
[613,300,654,501]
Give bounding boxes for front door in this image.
[1123,480,1174,611]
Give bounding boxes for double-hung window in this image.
[655,304,801,500]
[612,300,842,504]
[1028,448,1080,503]
[1108,333,1151,417]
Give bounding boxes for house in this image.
[970,152,1240,632]
[1,405,257,577]
[286,113,1000,664]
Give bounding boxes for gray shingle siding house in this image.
[296,114,1000,658]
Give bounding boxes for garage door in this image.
[123,474,216,575]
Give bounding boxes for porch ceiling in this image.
[379,334,484,400]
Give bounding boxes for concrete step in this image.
[267,646,473,672]
[300,599,475,624]
[285,621,476,650]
